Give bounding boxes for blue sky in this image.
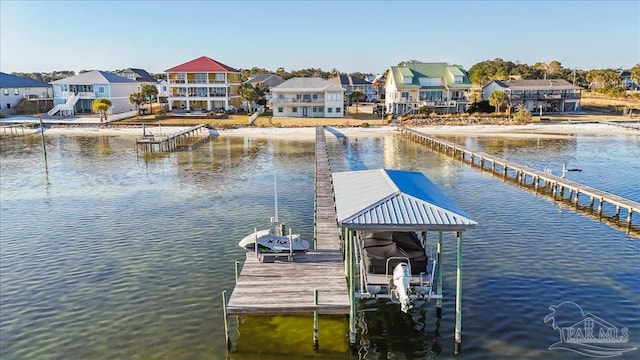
[1,1,638,75]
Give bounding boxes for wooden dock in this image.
[225,127,348,316]
[399,126,640,230]
[134,124,208,153]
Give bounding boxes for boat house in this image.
[333,168,476,353]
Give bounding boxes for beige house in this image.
[164,56,242,112]
[384,62,471,115]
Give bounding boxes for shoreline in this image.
[4,122,638,138]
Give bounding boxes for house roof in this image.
[271,77,345,92]
[0,72,51,88]
[486,79,582,91]
[332,169,476,231]
[246,73,285,88]
[328,75,372,87]
[164,56,240,73]
[122,68,157,82]
[50,70,138,84]
[388,62,472,90]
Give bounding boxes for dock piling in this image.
[313,289,319,350]
[222,290,230,351]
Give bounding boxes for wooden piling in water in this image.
[398,126,640,232]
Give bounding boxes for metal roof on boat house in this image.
[332,169,477,231]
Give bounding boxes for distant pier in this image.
[399,126,639,232]
[134,124,208,153]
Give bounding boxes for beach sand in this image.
[11,122,638,139]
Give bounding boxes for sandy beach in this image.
[24,122,637,139]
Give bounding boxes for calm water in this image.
[1,129,639,359]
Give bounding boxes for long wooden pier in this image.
[134,124,208,153]
[399,126,639,231]
[225,127,348,318]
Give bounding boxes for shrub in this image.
[360,122,370,128]
[467,100,493,114]
[512,104,532,124]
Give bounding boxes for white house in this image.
[482,79,582,113]
[0,72,52,115]
[271,77,345,118]
[49,71,140,116]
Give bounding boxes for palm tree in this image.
[349,90,365,114]
[238,83,259,114]
[92,98,112,122]
[129,92,145,115]
[488,90,507,113]
[140,84,158,114]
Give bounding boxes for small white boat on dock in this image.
[238,217,310,253]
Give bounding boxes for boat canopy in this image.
[332,169,477,231]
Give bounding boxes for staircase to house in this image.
[248,105,265,124]
[47,92,80,116]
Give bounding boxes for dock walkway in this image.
[225,127,348,315]
[134,124,208,153]
[399,126,639,229]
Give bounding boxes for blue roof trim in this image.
[0,72,51,88]
[385,169,472,219]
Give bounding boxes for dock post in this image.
[234,261,240,282]
[454,231,463,354]
[598,198,604,216]
[436,231,443,316]
[627,211,633,228]
[615,205,621,218]
[222,290,231,351]
[313,289,319,350]
[348,230,356,345]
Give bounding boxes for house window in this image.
[277,93,285,100]
[3,89,8,95]
[14,88,19,95]
[328,108,333,113]
[162,86,167,91]
[278,107,283,113]
[98,86,105,94]
[335,107,341,113]
[401,92,409,100]
[292,107,298,112]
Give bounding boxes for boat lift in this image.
[333,169,477,354]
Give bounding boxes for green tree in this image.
[140,83,158,114]
[349,89,365,114]
[535,61,562,79]
[488,90,507,113]
[129,91,145,115]
[92,98,112,122]
[513,104,532,124]
[238,83,260,114]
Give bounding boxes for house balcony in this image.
[169,93,229,99]
[169,79,231,85]
[509,93,581,101]
[272,97,326,104]
[24,94,53,100]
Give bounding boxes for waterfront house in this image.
[164,56,242,112]
[244,73,285,107]
[384,62,471,115]
[49,71,140,116]
[328,75,377,102]
[115,68,157,83]
[0,72,53,115]
[271,77,345,118]
[619,69,638,90]
[482,79,582,113]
